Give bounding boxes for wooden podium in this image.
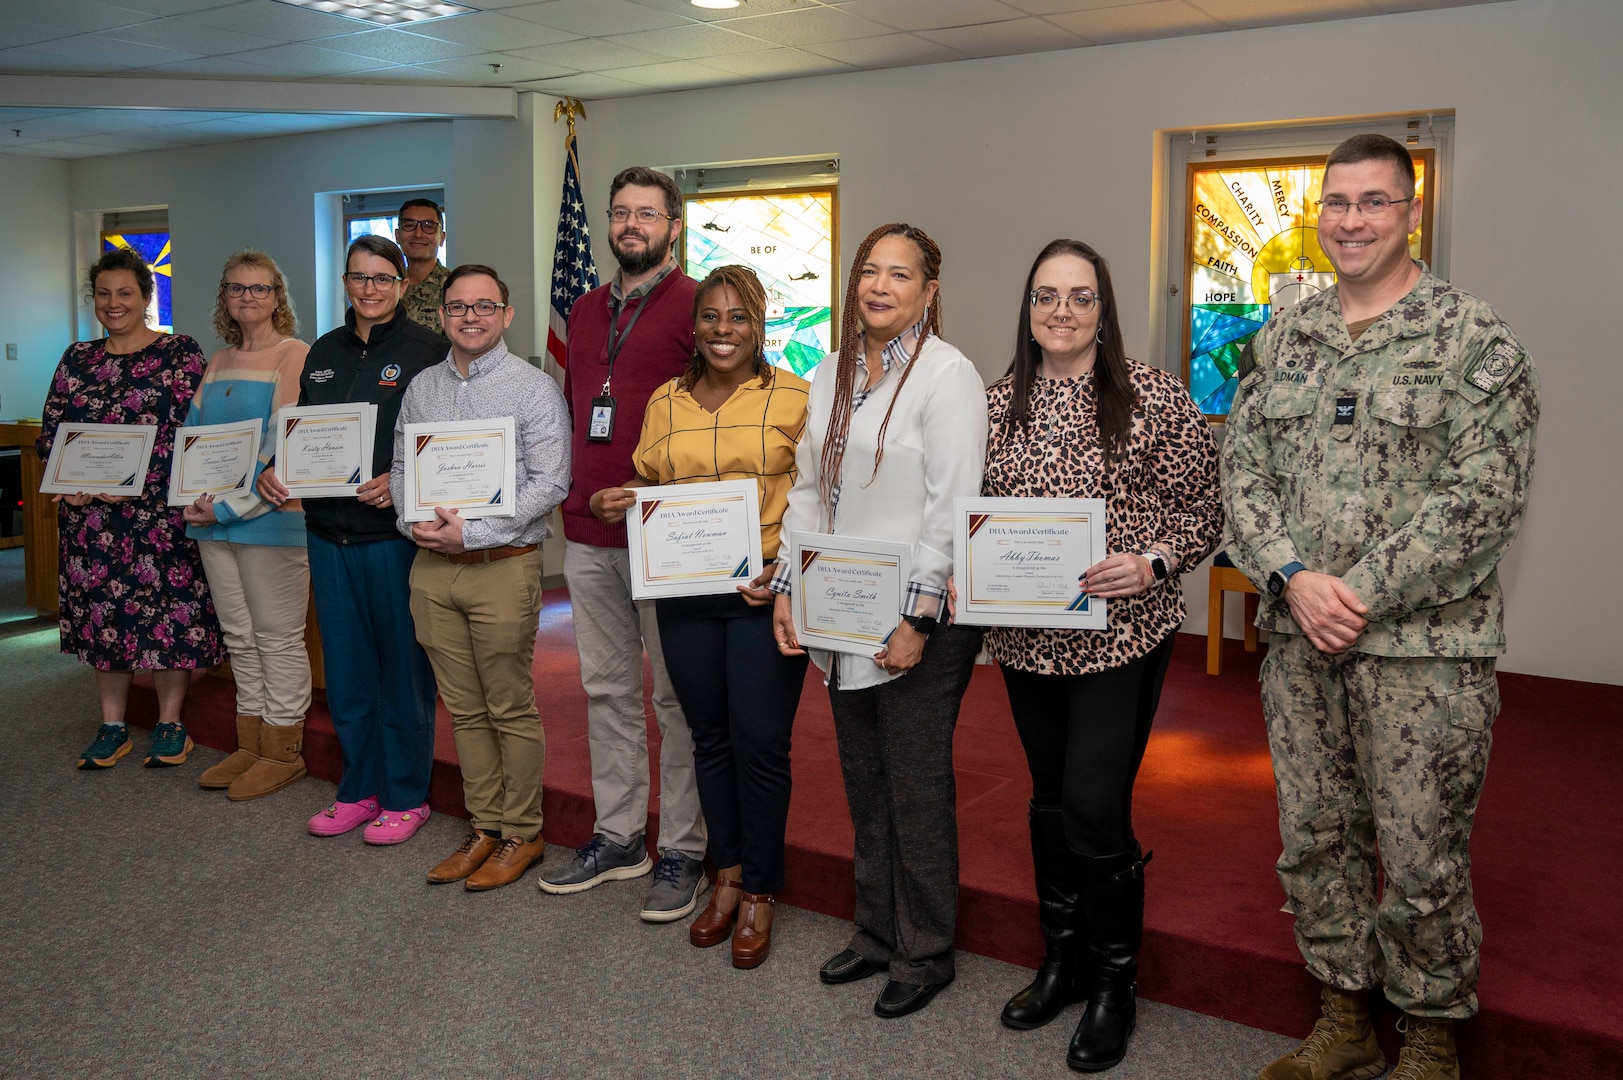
[0,421,57,618]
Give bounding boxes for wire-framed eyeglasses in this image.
[1029,289,1100,314]
[607,208,676,224]
[1316,196,1414,218]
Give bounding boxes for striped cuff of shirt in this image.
[768,559,794,596]
[902,580,946,619]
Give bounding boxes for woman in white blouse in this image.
[772,223,987,1019]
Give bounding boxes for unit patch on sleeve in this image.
[1465,340,1522,394]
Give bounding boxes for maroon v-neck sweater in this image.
[561,268,696,547]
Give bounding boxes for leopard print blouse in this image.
[982,360,1222,676]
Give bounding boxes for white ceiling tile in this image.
[504,0,690,36]
[603,59,735,90]
[73,131,190,150]
[603,23,776,60]
[512,71,648,98]
[720,6,895,46]
[916,16,1086,55]
[0,18,74,50]
[141,55,291,76]
[802,30,961,67]
[414,52,577,82]
[398,11,572,52]
[700,46,858,78]
[628,0,820,23]
[100,0,235,15]
[0,44,136,74]
[1,139,111,157]
[999,0,1169,13]
[26,33,201,69]
[1044,0,1223,43]
[322,27,484,63]
[838,0,1029,32]
[189,0,363,42]
[1373,0,1490,10]
[505,37,670,71]
[231,41,401,74]
[0,107,73,125]
[10,1,158,35]
[1187,0,1374,28]
[95,19,281,56]
[169,116,277,135]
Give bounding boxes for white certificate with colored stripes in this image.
[953,496,1108,629]
[789,532,913,655]
[401,417,516,523]
[628,479,762,600]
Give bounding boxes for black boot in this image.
[1067,845,1151,1073]
[1002,803,1087,1029]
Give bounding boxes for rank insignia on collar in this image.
[1466,340,1522,394]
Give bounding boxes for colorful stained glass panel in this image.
[101,231,173,333]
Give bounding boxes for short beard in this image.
[613,229,672,277]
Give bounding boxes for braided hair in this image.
[680,264,773,392]
[818,223,943,514]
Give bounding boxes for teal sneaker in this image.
[77,723,132,769]
[144,722,194,768]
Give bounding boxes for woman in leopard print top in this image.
[981,240,1220,1071]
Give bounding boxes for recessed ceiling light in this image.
[273,0,479,27]
[691,0,742,9]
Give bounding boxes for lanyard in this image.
[601,292,651,396]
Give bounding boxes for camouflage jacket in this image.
[1220,268,1538,657]
[401,262,449,336]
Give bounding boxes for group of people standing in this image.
[37,134,1535,1080]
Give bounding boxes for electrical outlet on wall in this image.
[4,344,16,361]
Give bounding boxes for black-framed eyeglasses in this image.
[442,301,509,317]
[222,283,273,299]
[1316,196,1414,218]
[1029,289,1100,314]
[397,218,442,234]
[344,272,403,289]
[606,208,675,224]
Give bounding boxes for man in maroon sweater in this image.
[538,166,709,922]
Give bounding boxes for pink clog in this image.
[362,804,431,846]
[308,797,380,837]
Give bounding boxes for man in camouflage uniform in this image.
[1221,134,1538,1080]
[397,198,449,336]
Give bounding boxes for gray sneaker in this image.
[640,850,709,923]
[537,834,653,895]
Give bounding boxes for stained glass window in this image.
[101,231,173,333]
[683,189,836,378]
[1184,153,1432,416]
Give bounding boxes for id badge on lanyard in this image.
[588,295,648,443]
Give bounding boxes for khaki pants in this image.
[197,540,312,727]
[409,548,546,840]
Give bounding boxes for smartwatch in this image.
[903,613,938,636]
[1267,561,1306,598]
[1143,552,1170,582]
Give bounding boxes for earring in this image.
[1096,328,1105,345]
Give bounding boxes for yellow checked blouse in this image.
[633,367,811,562]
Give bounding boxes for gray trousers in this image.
[829,624,982,985]
[564,541,705,858]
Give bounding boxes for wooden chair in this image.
[1207,551,1260,675]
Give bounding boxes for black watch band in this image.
[903,613,938,636]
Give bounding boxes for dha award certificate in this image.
[275,403,377,498]
[953,496,1108,630]
[627,479,763,600]
[40,423,158,496]
[401,418,518,523]
[789,532,913,655]
[167,421,261,506]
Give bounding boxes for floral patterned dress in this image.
[36,335,225,672]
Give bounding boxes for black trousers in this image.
[656,594,807,893]
[829,623,982,984]
[1000,632,1177,858]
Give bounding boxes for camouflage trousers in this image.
[1260,633,1499,1018]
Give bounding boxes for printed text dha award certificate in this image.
[401,418,518,523]
[275,403,377,498]
[167,420,261,506]
[789,533,913,655]
[40,423,157,496]
[953,496,1108,629]
[627,479,763,600]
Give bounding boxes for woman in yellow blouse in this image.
[590,265,810,969]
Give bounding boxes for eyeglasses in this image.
[397,218,441,234]
[607,208,675,224]
[344,272,403,289]
[222,283,273,299]
[1029,289,1100,314]
[442,300,508,317]
[1316,196,1414,218]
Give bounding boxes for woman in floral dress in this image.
[38,245,225,769]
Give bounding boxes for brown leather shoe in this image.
[465,833,545,891]
[427,829,500,884]
[732,891,776,969]
[690,876,743,948]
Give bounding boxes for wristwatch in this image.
[1143,552,1170,582]
[1267,561,1306,598]
[902,613,938,636]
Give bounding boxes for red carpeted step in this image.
[129,587,1623,1080]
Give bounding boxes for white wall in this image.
[569,0,1619,685]
[0,156,75,421]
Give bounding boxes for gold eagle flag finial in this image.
[552,97,586,140]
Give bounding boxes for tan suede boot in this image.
[1390,1015,1458,1080]
[1258,984,1387,1080]
[199,714,261,789]
[227,720,307,801]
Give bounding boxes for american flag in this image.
[545,131,599,369]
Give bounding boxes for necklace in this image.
[1036,372,1089,442]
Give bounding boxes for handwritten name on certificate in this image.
[40,423,158,496]
[789,532,913,655]
[401,418,518,523]
[627,480,763,600]
[168,421,261,506]
[276,403,377,498]
[953,497,1108,630]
